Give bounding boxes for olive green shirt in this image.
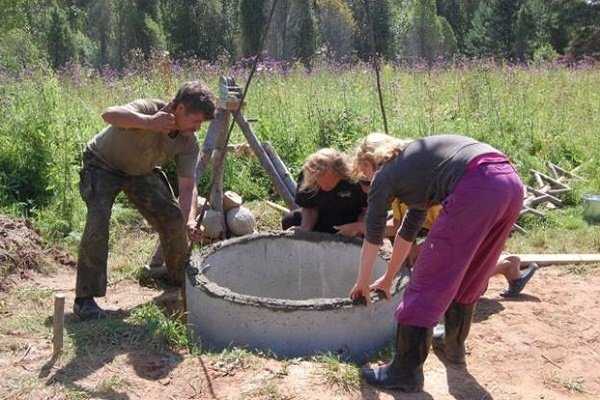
[87,99,199,177]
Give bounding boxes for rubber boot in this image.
[73,297,106,320]
[432,301,475,364]
[362,324,432,392]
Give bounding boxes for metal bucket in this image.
[583,194,600,222]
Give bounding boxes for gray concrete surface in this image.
[186,231,409,362]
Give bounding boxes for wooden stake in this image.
[53,293,65,356]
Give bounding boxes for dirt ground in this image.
[1,216,599,399]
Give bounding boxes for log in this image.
[233,111,296,208]
[262,142,297,199]
[53,293,65,356]
[196,109,228,180]
[208,110,231,238]
[514,253,600,267]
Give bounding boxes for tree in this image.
[165,0,234,61]
[348,0,394,60]
[439,16,458,58]
[437,0,468,51]
[240,0,265,57]
[289,0,316,66]
[465,0,523,59]
[115,0,166,66]
[88,0,114,65]
[314,0,356,60]
[0,28,46,74]
[404,0,447,64]
[47,3,77,68]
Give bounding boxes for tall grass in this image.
[1,60,599,240]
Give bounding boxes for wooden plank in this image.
[520,206,545,217]
[533,171,545,188]
[263,141,298,199]
[265,200,291,214]
[512,224,527,234]
[233,111,296,208]
[531,169,570,190]
[547,162,560,179]
[526,186,563,207]
[513,253,600,267]
[550,162,584,180]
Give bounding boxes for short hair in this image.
[173,80,216,120]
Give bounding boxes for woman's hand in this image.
[370,274,393,300]
[350,279,372,305]
[334,222,363,237]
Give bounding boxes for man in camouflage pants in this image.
[74,81,216,320]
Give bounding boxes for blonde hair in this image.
[300,148,352,192]
[352,132,412,178]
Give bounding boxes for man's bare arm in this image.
[177,176,198,227]
[101,105,175,133]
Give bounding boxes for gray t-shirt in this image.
[365,134,500,245]
[87,99,199,177]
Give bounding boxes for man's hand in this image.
[334,222,363,237]
[187,220,204,242]
[147,111,176,133]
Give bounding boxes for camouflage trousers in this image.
[76,151,189,298]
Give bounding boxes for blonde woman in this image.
[281,148,367,234]
[349,133,523,392]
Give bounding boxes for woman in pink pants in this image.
[349,133,523,392]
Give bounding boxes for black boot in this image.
[432,302,475,364]
[73,297,106,320]
[362,324,432,392]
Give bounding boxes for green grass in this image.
[1,62,599,244]
[312,353,360,393]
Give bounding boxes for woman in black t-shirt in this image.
[281,148,367,235]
